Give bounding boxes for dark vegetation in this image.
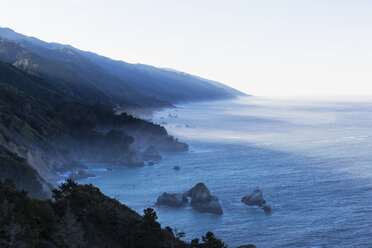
[0,179,234,248]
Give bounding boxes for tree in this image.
[164,227,187,248]
[53,204,85,248]
[190,238,201,248]
[0,200,25,248]
[52,179,78,201]
[136,208,164,248]
[190,232,227,248]
[174,228,185,240]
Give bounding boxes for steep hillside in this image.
[6,39,170,107]
[0,63,187,197]
[0,179,235,248]
[0,39,111,104]
[0,145,51,199]
[0,27,246,105]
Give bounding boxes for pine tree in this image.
[190,232,227,248]
[137,208,164,248]
[0,200,25,248]
[53,203,85,248]
[201,232,227,248]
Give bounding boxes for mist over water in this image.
[82,96,372,247]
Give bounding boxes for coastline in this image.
[80,98,372,247]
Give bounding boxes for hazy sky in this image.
[1,0,371,96]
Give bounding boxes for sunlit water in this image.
[81,96,372,247]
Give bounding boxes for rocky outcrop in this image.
[261,204,271,212]
[191,195,222,215]
[186,183,211,202]
[69,169,95,180]
[241,187,271,212]
[156,182,223,215]
[186,183,223,215]
[0,145,52,199]
[142,145,162,161]
[156,193,188,207]
[147,161,156,166]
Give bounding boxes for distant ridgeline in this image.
[0,27,245,106]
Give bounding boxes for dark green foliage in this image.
[0,179,55,247]
[53,206,85,248]
[0,81,66,141]
[136,208,164,248]
[190,232,228,248]
[0,179,235,248]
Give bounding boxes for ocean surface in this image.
[81,96,372,248]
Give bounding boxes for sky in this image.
[0,0,371,96]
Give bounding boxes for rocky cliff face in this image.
[0,144,51,198]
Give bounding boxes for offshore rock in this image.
[241,187,266,206]
[241,187,271,212]
[156,192,188,207]
[186,182,223,215]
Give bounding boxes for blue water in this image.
[81,97,372,247]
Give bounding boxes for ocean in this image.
[80,96,372,247]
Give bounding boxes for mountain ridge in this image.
[0,27,247,106]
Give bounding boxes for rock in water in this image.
[261,203,271,212]
[241,187,271,212]
[186,182,223,215]
[191,195,223,215]
[147,161,155,166]
[156,193,188,207]
[241,187,266,206]
[186,182,211,201]
[173,165,181,170]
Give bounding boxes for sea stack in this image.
[241,187,271,212]
[156,193,188,207]
[186,182,223,215]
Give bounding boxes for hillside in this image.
[0,62,187,198]
[0,178,236,248]
[0,27,246,106]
